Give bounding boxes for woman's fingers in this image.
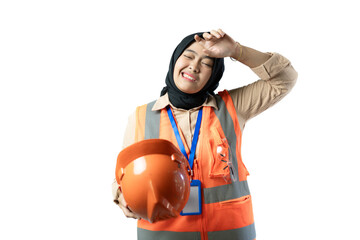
[118,192,140,219]
[197,29,226,44]
[217,28,226,37]
[209,29,225,39]
[194,34,204,43]
[202,32,213,40]
[120,204,140,219]
[210,29,222,39]
[195,28,231,58]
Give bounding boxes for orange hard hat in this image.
[115,139,191,223]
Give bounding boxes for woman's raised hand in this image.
[194,29,239,59]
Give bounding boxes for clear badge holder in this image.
[180,180,202,216]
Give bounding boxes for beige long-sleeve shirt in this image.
[113,52,297,201]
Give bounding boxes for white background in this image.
[1,0,359,239]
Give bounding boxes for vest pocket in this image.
[208,195,254,232]
[219,195,251,209]
[208,127,234,183]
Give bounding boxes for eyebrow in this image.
[185,49,213,61]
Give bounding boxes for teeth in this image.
[183,73,194,81]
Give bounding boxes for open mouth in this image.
[181,72,196,82]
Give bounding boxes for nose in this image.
[189,60,200,73]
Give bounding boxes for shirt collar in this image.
[152,93,219,111]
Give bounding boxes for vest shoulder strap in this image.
[135,100,161,141]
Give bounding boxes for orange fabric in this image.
[135,90,254,237]
[203,195,254,232]
[197,106,233,188]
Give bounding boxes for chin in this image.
[177,85,196,94]
[175,85,194,94]
[175,79,201,94]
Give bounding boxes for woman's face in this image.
[173,42,214,94]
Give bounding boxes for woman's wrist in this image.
[230,42,243,61]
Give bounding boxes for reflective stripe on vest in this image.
[138,228,201,240]
[144,100,160,140]
[208,223,256,240]
[213,94,239,182]
[138,223,256,240]
[204,180,250,204]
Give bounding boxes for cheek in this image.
[202,70,212,84]
[175,60,186,72]
[173,61,188,81]
[173,62,182,79]
[173,67,180,82]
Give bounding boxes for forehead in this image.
[185,42,204,54]
[184,42,214,61]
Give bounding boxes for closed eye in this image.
[202,62,213,67]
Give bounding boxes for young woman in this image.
[113,29,298,240]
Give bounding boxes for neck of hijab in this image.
[160,32,225,110]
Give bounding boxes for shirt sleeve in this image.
[122,110,136,149]
[229,52,298,124]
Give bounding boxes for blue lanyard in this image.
[166,106,203,170]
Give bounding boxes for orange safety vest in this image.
[134,90,256,240]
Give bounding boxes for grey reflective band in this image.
[138,228,201,240]
[204,180,250,204]
[214,95,240,182]
[207,223,256,240]
[144,100,161,140]
[138,223,255,240]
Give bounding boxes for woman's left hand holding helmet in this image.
[194,29,241,60]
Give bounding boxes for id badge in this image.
[180,180,202,216]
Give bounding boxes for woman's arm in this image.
[230,53,298,123]
[196,29,297,124]
[232,44,271,69]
